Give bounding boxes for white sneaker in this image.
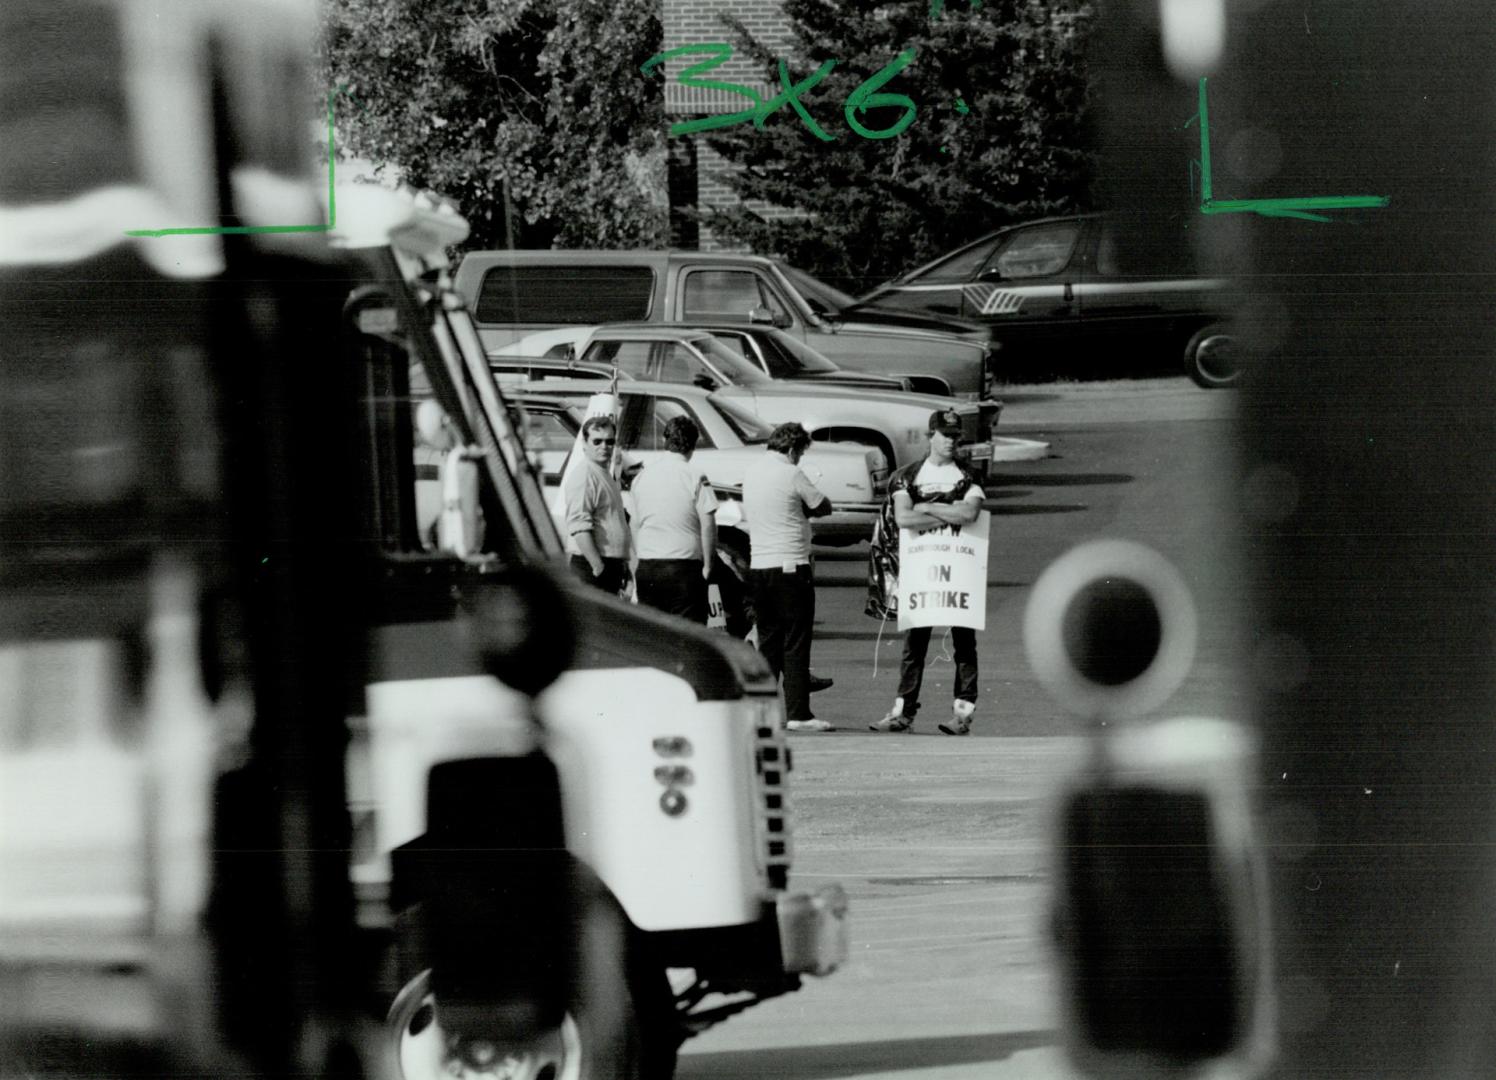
[939,699,975,736]
[787,718,835,733]
[869,697,913,733]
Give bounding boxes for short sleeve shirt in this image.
[630,454,718,560]
[911,460,986,505]
[561,456,630,558]
[742,452,828,569]
[878,458,985,550]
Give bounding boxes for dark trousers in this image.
[750,564,815,721]
[636,558,708,623]
[898,625,978,718]
[570,555,629,595]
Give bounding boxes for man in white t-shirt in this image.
[561,415,632,594]
[870,409,987,736]
[742,421,833,732]
[630,415,718,622]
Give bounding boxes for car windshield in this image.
[693,336,775,387]
[707,393,772,443]
[779,263,857,315]
[755,329,841,376]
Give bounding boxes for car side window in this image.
[585,339,652,378]
[657,343,703,383]
[1094,220,1196,278]
[982,222,1082,280]
[914,235,1004,283]
[519,409,576,453]
[634,396,712,450]
[516,409,575,480]
[710,331,751,360]
[683,269,785,322]
[1096,228,1120,277]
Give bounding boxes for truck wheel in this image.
[387,880,676,1079]
[389,970,584,1080]
[1183,324,1240,389]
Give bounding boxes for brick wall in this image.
[662,0,792,106]
[663,0,798,249]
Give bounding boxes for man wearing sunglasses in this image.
[562,415,632,594]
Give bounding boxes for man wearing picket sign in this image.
[870,409,991,736]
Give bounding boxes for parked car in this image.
[496,321,913,392]
[859,213,1238,387]
[453,249,996,397]
[508,380,886,548]
[491,326,1025,480]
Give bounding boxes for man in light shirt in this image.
[630,415,717,622]
[870,409,987,736]
[742,422,833,732]
[562,415,631,594]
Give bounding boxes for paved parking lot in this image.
[682,377,1242,1077]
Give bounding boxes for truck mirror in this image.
[462,565,577,697]
[1051,717,1273,1077]
[748,305,775,325]
[1025,541,1273,1077]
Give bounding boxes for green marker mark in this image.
[955,97,969,115]
[126,88,343,237]
[1189,77,1388,220]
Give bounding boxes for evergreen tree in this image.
[320,0,668,249]
[701,0,1096,292]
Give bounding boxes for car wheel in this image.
[714,528,754,638]
[1183,324,1240,389]
[388,875,678,1080]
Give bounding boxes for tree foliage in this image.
[319,0,668,249]
[704,0,1097,292]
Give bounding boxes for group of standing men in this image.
[561,409,986,736]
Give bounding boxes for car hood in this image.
[721,382,978,413]
[833,306,993,340]
[811,320,987,349]
[784,370,911,391]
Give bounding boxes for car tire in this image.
[1183,324,1241,389]
[714,528,754,639]
[388,864,678,1080]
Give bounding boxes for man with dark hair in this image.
[742,421,833,732]
[629,414,718,622]
[562,414,631,593]
[871,409,987,735]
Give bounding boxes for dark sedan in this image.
[859,213,1238,388]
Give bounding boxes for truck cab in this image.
[334,189,848,1078]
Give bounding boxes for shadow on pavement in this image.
[987,472,1133,486]
[678,1029,1058,1079]
[989,504,1088,516]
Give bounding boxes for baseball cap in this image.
[927,409,964,437]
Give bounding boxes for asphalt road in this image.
[679,376,1247,1079]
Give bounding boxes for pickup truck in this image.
[453,249,996,399]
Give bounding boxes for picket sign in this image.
[897,510,990,632]
[706,583,727,629]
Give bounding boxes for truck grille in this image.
[754,710,793,891]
